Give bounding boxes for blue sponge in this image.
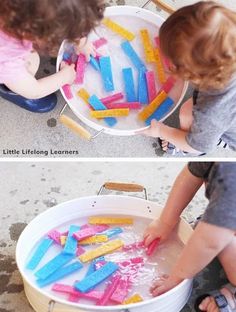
[74,261,118,293]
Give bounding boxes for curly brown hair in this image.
[0,0,105,55]
[159,1,236,91]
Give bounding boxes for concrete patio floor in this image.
[0,161,227,312]
[0,0,235,158]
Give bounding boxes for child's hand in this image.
[75,37,96,62]
[60,62,76,85]
[143,219,174,246]
[137,120,162,137]
[150,275,183,297]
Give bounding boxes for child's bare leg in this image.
[218,236,236,285]
[199,236,236,311]
[179,98,193,131]
[161,98,193,150]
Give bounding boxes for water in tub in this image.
[60,13,184,131]
[24,215,184,306]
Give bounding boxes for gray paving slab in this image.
[0,162,227,311]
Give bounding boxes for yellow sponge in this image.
[102,18,135,41]
[123,294,143,304]
[79,239,124,263]
[89,216,133,225]
[138,91,167,121]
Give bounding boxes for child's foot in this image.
[159,138,168,152]
[0,84,57,113]
[158,138,189,156]
[195,284,236,311]
[158,138,205,157]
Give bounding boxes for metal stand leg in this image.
[48,300,55,312]
[142,0,152,8]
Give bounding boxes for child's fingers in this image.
[60,60,67,69]
[91,48,97,58]
[143,233,151,245]
[151,284,168,297]
[150,282,161,292]
[85,53,91,62]
[144,234,158,247]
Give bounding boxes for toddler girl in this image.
[0,0,104,112]
[141,1,236,156]
[144,162,236,311]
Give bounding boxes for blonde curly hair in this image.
[159,1,236,91]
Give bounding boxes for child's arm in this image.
[151,221,235,296]
[140,120,200,153]
[6,64,76,99]
[144,165,204,246]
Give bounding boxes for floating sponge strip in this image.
[140,29,155,62]
[154,48,166,84]
[138,91,167,121]
[77,88,90,104]
[68,294,79,302]
[119,257,144,268]
[89,56,100,71]
[100,93,124,105]
[160,76,176,94]
[88,95,117,127]
[122,68,137,102]
[89,216,133,225]
[147,238,160,256]
[63,51,72,63]
[123,293,143,304]
[76,246,86,256]
[154,36,171,69]
[85,256,105,277]
[73,225,108,241]
[35,252,74,280]
[52,283,103,300]
[105,102,141,110]
[122,241,145,252]
[79,239,124,263]
[36,261,83,288]
[74,261,119,293]
[73,227,97,241]
[47,230,61,245]
[146,71,157,102]
[62,85,73,100]
[63,225,80,255]
[92,224,110,232]
[138,67,148,104]
[99,56,114,92]
[93,38,107,49]
[97,274,121,305]
[110,277,130,303]
[26,238,53,270]
[79,235,108,245]
[102,227,123,238]
[102,18,135,41]
[75,54,87,84]
[91,108,129,118]
[60,235,67,246]
[85,262,96,277]
[145,97,174,125]
[121,41,146,71]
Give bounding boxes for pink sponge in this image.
[75,54,87,84]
